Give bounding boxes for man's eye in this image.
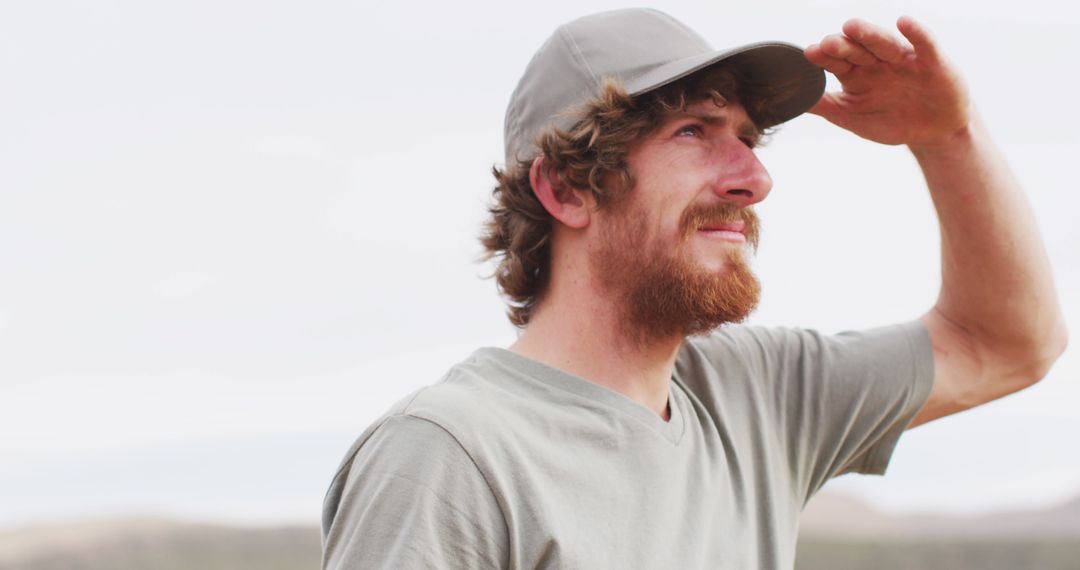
[677,125,703,137]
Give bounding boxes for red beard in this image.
[591,200,761,345]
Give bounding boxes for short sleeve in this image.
[321,414,509,570]
[682,320,934,502]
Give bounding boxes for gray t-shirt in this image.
[321,321,934,569]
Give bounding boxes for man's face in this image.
[590,99,772,342]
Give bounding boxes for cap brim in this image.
[623,42,825,127]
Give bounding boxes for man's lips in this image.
[700,220,745,233]
[697,220,746,242]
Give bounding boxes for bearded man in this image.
[321,8,1067,569]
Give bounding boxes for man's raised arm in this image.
[803,16,1068,426]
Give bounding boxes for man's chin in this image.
[686,239,756,273]
[618,253,761,343]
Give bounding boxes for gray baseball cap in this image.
[504,8,826,166]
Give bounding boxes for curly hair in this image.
[481,63,799,327]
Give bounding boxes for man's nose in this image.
[712,143,773,207]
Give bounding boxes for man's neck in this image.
[508,285,683,421]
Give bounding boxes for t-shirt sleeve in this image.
[763,321,934,496]
[321,414,509,570]
[684,320,934,501]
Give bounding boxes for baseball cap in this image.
[503,8,826,166]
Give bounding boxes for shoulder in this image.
[673,321,933,418]
[326,349,539,489]
[321,357,517,550]
[321,412,510,569]
[678,321,931,373]
[399,351,530,440]
[341,412,487,489]
[676,324,815,379]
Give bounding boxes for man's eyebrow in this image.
[680,109,763,142]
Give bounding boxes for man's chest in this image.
[469,416,798,569]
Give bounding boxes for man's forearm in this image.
[911,112,1067,380]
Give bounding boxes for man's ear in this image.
[529,155,591,229]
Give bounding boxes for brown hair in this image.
[481,63,797,326]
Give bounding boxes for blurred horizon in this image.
[5,490,1080,570]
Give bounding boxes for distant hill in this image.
[801,492,1080,539]
[794,538,1080,570]
[796,493,1080,570]
[2,493,1078,570]
[0,518,320,570]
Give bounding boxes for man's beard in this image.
[591,201,761,345]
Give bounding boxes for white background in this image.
[1,0,1077,528]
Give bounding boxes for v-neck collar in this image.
[473,347,687,446]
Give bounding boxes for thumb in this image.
[808,92,845,126]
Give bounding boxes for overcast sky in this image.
[1,0,1077,528]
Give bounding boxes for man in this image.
[321,8,1066,569]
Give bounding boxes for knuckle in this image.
[842,19,865,39]
[821,35,846,54]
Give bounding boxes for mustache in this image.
[680,202,760,250]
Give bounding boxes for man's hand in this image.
[804,17,971,149]
[804,18,1068,427]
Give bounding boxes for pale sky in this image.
[1,0,1077,528]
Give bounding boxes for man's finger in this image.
[896,15,941,64]
[841,18,908,63]
[805,44,854,75]
[820,34,879,66]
